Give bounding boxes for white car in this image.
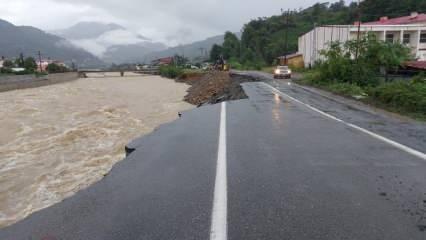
[274,66,292,79]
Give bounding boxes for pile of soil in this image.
[177,71,258,106]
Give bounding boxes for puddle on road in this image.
[0,73,193,228]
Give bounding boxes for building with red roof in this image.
[364,12,426,25]
[298,12,426,67]
[151,57,174,66]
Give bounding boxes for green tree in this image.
[210,44,223,61]
[211,1,418,68]
[3,60,14,68]
[222,32,240,60]
[24,57,37,72]
[173,54,188,66]
[317,34,411,86]
[15,53,25,68]
[360,0,426,22]
[46,63,68,73]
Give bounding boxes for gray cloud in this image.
[1,0,350,46]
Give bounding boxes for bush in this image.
[228,59,243,70]
[367,80,426,115]
[0,67,13,74]
[314,35,410,87]
[47,63,68,73]
[328,83,366,97]
[242,60,266,70]
[412,72,426,84]
[159,65,183,79]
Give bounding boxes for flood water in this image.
[0,73,194,228]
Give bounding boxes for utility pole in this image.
[283,9,290,65]
[199,47,205,59]
[38,51,42,72]
[355,0,362,60]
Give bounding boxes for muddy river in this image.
[0,73,194,228]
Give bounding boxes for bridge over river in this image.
[78,68,160,78]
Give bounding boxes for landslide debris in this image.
[177,71,258,106]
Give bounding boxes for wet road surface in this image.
[1,80,426,239]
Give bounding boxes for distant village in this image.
[0,55,69,75]
[112,55,209,72]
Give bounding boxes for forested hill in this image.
[212,0,426,68]
[360,0,426,22]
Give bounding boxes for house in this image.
[151,57,174,66]
[0,56,6,68]
[277,53,304,69]
[11,68,26,73]
[298,12,426,67]
[36,59,66,72]
[403,61,426,70]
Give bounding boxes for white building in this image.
[0,56,5,68]
[298,12,426,67]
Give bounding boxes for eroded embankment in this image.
[126,71,258,156]
[176,71,259,106]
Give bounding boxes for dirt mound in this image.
[178,71,258,106]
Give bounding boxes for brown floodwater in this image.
[0,73,194,228]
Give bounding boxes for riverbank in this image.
[0,74,193,228]
[0,72,79,92]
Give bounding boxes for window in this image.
[385,33,394,43]
[420,33,426,43]
[403,34,410,44]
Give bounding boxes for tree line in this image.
[210,0,426,69]
[1,53,69,75]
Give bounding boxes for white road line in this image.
[261,82,426,161]
[210,102,228,240]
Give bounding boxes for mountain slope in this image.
[143,33,241,63]
[0,19,104,68]
[102,42,168,64]
[52,22,129,40]
[53,21,167,64]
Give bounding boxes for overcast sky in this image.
[0,0,351,46]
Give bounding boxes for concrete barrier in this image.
[0,72,79,92]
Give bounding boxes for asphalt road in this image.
[1,75,426,239]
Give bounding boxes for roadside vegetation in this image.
[210,0,426,70]
[158,54,209,79]
[297,35,425,120]
[209,1,362,70]
[159,65,184,79]
[0,54,38,75]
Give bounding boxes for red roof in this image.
[277,53,302,59]
[404,61,426,70]
[363,13,426,25]
[158,57,173,65]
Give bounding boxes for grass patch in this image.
[159,65,184,79]
[327,83,366,98]
[298,70,426,120]
[366,81,426,119]
[261,66,275,74]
